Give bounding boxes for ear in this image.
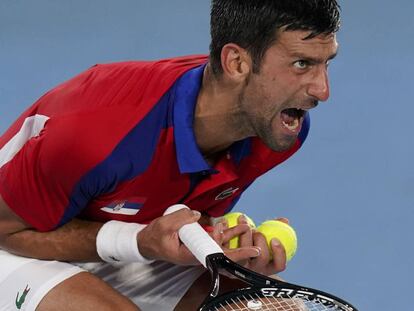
[220,43,252,82]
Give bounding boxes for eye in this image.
[293,60,308,69]
[293,59,310,70]
[293,60,310,70]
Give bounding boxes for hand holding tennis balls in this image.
[256,220,297,262]
[222,212,256,249]
[222,213,297,262]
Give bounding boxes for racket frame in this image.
[200,253,358,311]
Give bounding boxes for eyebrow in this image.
[291,50,339,64]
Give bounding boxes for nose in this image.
[307,67,330,102]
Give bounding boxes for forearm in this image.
[0,218,103,262]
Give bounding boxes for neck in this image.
[193,65,252,158]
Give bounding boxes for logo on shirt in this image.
[215,187,239,201]
[100,197,145,215]
[15,285,30,310]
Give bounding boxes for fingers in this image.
[238,215,253,249]
[210,222,225,245]
[219,214,253,246]
[225,246,260,263]
[237,217,254,266]
[221,223,251,244]
[249,232,287,275]
[209,221,252,249]
[210,214,291,276]
[249,231,270,270]
[160,208,201,232]
[209,216,259,264]
[137,209,202,265]
[269,238,287,273]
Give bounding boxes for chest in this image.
[80,139,261,224]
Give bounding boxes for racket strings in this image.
[211,292,339,311]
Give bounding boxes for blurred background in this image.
[1,1,412,309]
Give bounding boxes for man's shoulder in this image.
[34,55,208,117]
[90,54,208,76]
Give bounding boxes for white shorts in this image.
[0,250,205,311]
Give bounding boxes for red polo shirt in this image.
[0,55,309,231]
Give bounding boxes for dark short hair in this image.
[209,0,341,75]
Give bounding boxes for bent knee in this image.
[37,272,139,311]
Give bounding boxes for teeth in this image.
[282,119,299,132]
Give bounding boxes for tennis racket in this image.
[165,204,358,311]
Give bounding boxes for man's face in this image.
[239,30,338,151]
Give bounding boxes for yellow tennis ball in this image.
[257,220,297,262]
[222,212,256,249]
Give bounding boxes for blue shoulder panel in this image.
[57,91,171,227]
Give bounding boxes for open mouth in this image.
[280,108,306,133]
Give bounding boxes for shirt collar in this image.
[172,64,252,174]
[173,64,215,174]
[229,138,252,165]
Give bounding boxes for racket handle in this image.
[164,204,224,268]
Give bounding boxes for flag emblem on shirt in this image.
[100,197,145,215]
[215,187,239,201]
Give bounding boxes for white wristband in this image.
[96,220,154,264]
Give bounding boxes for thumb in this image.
[163,208,201,231]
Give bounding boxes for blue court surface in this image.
[1,1,413,310]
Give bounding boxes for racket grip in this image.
[164,204,223,268]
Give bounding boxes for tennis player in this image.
[0,0,340,310]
